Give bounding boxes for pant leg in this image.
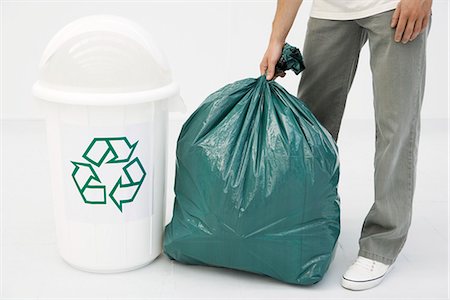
[356,10,431,265]
[297,17,368,141]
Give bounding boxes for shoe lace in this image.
[355,257,376,271]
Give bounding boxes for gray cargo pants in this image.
[297,9,431,265]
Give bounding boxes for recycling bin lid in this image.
[32,15,183,108]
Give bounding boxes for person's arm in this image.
[260,0,303,80]
[391,0,432,43]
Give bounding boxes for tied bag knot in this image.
[275,43,306,76]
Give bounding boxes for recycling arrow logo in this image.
[71,137,147,212]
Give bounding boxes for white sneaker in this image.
[341,256,394,291]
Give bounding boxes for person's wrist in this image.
[269,33,286,46]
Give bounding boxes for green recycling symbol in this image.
[71,137,147,212]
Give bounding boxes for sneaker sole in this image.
[341,264,395,291]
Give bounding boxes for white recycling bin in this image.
[32,15,184,273]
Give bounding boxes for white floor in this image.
[1,118,448,299]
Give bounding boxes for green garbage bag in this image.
[163,44,340,285]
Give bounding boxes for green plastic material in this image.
[163,43,340,285]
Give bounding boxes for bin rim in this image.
[32,81,180,106]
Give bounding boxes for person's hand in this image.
[391,0,432,43]
[260,40,285,80]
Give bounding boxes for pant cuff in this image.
[358,249,396,265]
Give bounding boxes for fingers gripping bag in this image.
[163,44,340,285]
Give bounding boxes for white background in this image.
[1,0,449,299]
[1,0,448,120]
